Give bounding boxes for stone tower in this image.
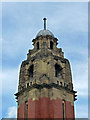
[15,18,77,118]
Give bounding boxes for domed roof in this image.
[36,29,54,38]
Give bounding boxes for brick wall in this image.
[18,97,74,118]
[18,102,25,118]
[65,101,75,119]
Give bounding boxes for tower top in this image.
[15,17,77,119]
[43,18,47,30]
[36,18,54,38]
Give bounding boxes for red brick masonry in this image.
[18,97,74,118]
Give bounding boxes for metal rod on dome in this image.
[43,18,47,30]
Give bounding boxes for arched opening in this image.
[55,64,62,78]
[27,83,29,88]
[57,81,59,84]
[60,82,62,86]
[50,41,53,49]
[29,64,34,77]
[37,42,39,50]
[66,84,68,88]
[30,82,32,85]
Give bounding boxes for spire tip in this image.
[43,18,47,30]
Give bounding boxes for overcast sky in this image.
[1,2,88,119]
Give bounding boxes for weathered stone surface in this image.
[15,34,77,118]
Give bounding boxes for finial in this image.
[43,18,47,30]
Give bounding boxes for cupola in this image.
[36,18,54,38]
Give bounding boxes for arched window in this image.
[37,42,39,50]
[62,100,65,120]
[55,64,62,78]
[25,101,28,118]
[29,64,34,77]
[50,41,53,49]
